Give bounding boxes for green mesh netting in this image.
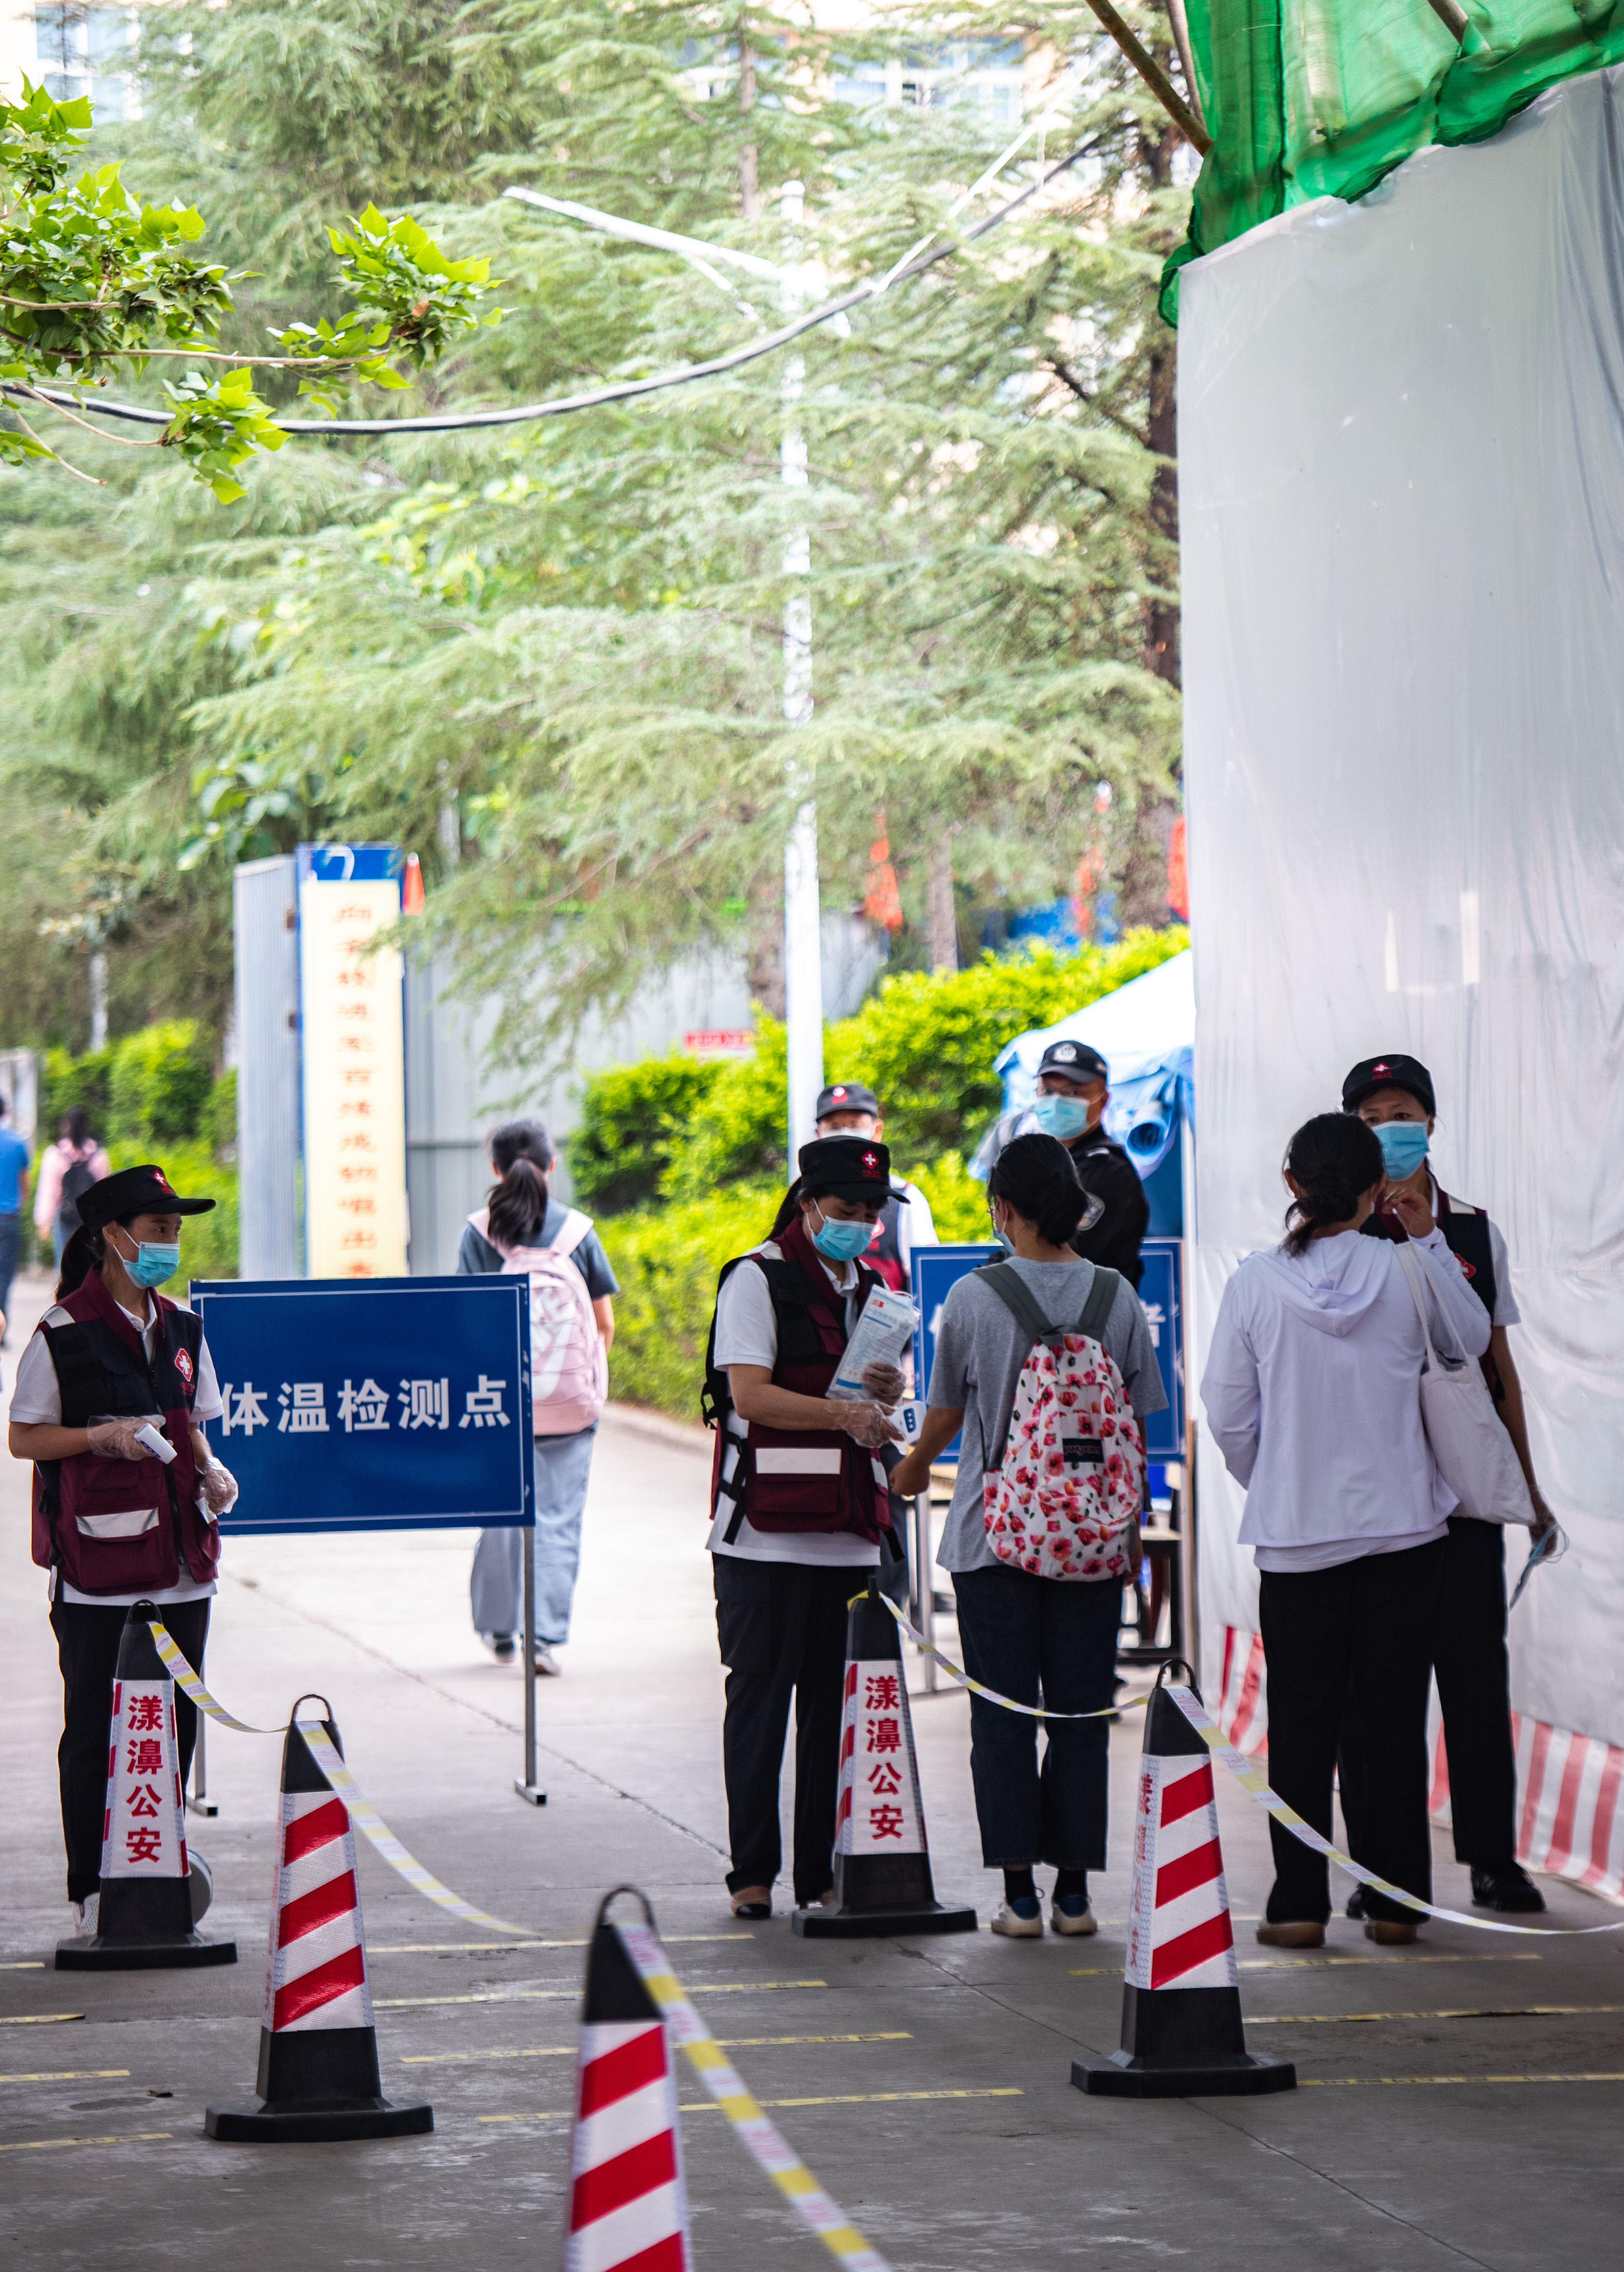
[1162,2,1624,319]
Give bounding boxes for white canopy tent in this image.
[1179,66,1624,1897]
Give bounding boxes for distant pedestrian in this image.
[890,1135,1165,1939]
[812,1082,939,1290]
[1201,1113,1490,1949]
[34,1109,111,1267]
[1339,1052,1552,1916]
[0,1095,29,1345]
[460,1121,617,1676]
[978,1042,1149,1286]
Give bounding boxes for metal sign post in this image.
[190,1273,540,1801]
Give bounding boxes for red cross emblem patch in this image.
[174,1348,194,1386]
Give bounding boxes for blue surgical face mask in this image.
[1372,1121,1430,1179]
[988,1208,1015,1254]
[808,1206,875,1262]
[1031,1091,1095,1141]
[113,1229,180,1289]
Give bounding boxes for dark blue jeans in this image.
[952,1564,1122,1871]
[0,1212,19,1336]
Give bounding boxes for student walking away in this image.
[1340,1053,1553,1915]
[978,1043,1149,1286]
[461,1121,617,1676]
[6,1163,239,1938]
[0,1094,29,1345]
[812,1083,939,1291]
[702,1136,907,1920]
[890,1134,1166,1939]
[1201,1114,1492,1948]
[34,1109,111,1267]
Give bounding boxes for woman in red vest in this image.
[8,1164,238,1940]
[704,1136,906,1920]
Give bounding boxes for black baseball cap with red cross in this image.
[79,1163,218,1230]
[797,1135,892,1203]
[1342,1054,1436,1116]
[815,1081,880,1122]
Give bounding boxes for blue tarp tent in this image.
[974,949,1194,1236]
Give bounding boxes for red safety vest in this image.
[705,1213,891,1543]
[29,1270,216,1597]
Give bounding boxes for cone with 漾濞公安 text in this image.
[56,1601,236,1972]
[564,1889,692,2272]
[205,1703,431,2141]
[794,1575,976,1938]
[1073,1662,1295,2097]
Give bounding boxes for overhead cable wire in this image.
[2,131,1099,441]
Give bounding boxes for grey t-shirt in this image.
[928,1258,1167,1574]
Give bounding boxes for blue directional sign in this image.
[910,1243,1002,1460]
[190,1275,533,1536]
[1136,1237,1185,1464]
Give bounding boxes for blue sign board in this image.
[190,1276,533,1537]
[910,1243,1002,1460]
[1136,1237,1185,1463]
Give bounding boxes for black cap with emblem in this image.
[814,1080,880,1122]
[79,1163,218,1229]
[1036,1038,1109,1086]
[796,1134,892,1203]
[1342,1054,1436,1116]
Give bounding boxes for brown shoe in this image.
[730,1885,772,1920]
[1254,1921,1325,1948]
[1364,1918,1420,1945]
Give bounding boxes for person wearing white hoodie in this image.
[1201,1113,1491,1947]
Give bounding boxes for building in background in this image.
[1,1,138,112]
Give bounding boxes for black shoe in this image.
[1470,1863,1546,1913]
[489,1633,516,1663]
[1345,1884,1366,1921]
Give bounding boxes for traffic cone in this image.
[56,1601,237,1972]
[794,1576,976,1939]
[1073,1664,1295,2097]
[205,1707,431,2141]
[563,1889,692,2272]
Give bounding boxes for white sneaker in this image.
[1049,1896,1098,1937]
[989,1898,1044,1939]
[533,1644,562,1676]
[71,1893,100,1938]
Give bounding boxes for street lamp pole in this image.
[777,180,823,1167]
[504,182,823,1161]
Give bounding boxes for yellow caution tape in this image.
[147,1622,281,1733]
[295,1719,536,1938]
[1167,1687,1624,1940]
[616,1920,895,2272]
[880,1595,1143,1719]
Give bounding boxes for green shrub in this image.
[39,1043,112,1139]
[661,1023,789,1203]
[205,1069,238,1160]
[602,1183,780,1422]
[905,1151,997,1242]
[569,1052,722,1213]
[107,1021,213,1145]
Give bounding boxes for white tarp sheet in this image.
[1179,66,1624,1750]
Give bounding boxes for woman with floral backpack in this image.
[891,1134,1165,1938]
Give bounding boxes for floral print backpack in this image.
[977,1264,1144,1582]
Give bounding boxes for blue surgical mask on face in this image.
[114,1230,180,1289]
[988,1210,1014,1254]
[808,1207,875,1262]
[1031,1092,1094,1141]
[1373,1121,1430,1179]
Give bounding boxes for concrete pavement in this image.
[3,1266,1622,2270]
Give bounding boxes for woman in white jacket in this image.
[1201,1113,1490,1948]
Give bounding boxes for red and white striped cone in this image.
[205,1705,432,2141]
[795,1575,976,1939]
[57,1600,236,1972]
[564,1890,692,2272]
[1073,1664,1295,2097]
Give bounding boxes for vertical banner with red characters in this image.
[834,1661,928,1858]
[99,1678,189,1883]
[297,844,408,1280]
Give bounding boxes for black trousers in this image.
[712,1556,853,1907]
[1340,1516,1517,1869]
[1258,1540,1445,1926]
[49,1597,210,1905]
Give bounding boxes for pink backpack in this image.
[977,1263,1144,1581]
[474,1206,608,1435]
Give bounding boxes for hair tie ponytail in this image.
[1281,1113,1385,1256]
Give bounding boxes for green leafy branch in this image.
[0,81,500,499]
